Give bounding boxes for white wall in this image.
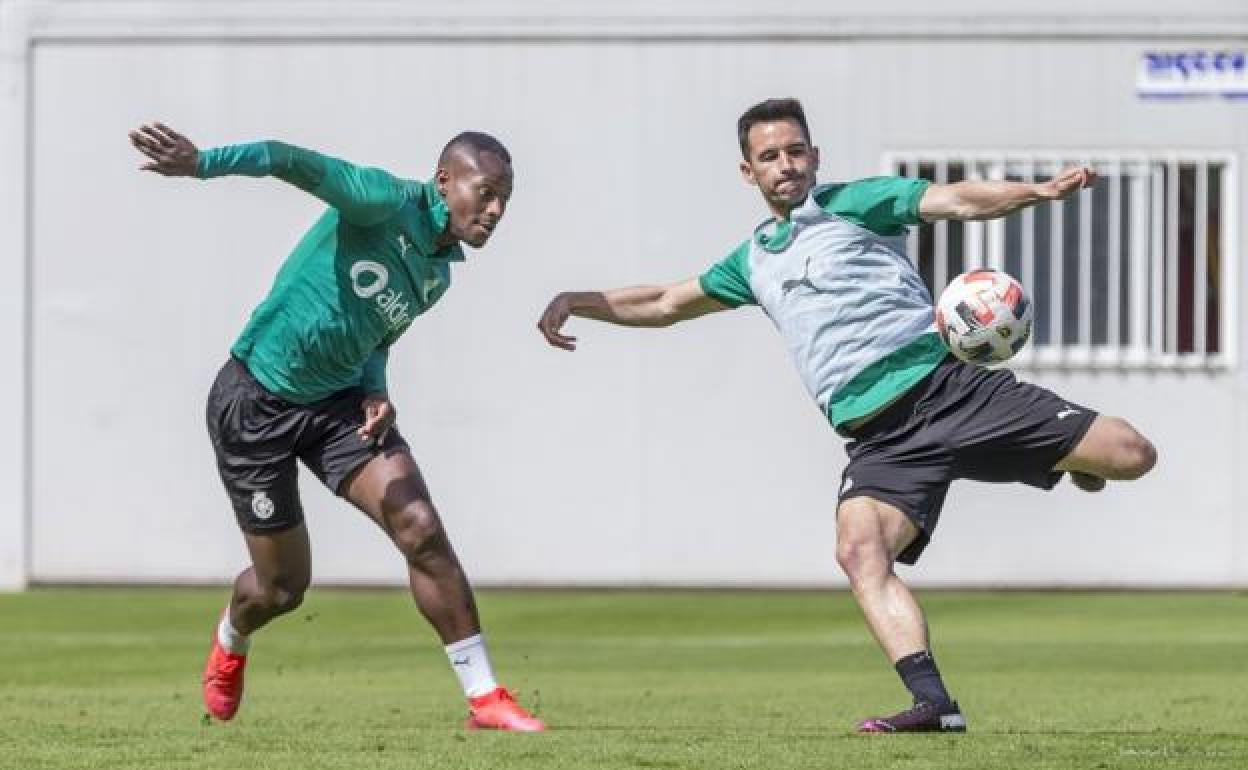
[5,1,1248,588]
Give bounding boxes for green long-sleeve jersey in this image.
[197,141,464,404]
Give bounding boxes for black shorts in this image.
[205,357,409,533]
[836,355,1097,565]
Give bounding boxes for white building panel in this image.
[3,1,1246,587]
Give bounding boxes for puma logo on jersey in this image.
[782,256,823,295]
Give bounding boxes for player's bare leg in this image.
[836,497,927,659]
[837,496,965,733]
[1055,415,1157,492]
[231,525,313,633]
[204,524,312,721]
[343,449,544,732]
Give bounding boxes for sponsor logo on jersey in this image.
[375,286,412,328]
[350,260,412,330]
[350,260,389,299]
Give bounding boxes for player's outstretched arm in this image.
[919,166,1096,223]
[128,122,406,226]
[537,278,727,351]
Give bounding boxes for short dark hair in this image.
[439,131,512,167]
[737,98,811,160]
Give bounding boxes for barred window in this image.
[884,154,1236,369]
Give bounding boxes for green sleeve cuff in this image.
[361,349,389,395]
[196,142,274,179]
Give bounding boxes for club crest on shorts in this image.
[251,490,276,520]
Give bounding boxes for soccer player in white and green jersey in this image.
[130,123,543,731]
[537,98,1157,733]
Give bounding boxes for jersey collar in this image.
[752,192,823,253]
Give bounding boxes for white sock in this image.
[445,633,498,698]
[217,608,250,654]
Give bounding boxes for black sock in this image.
[894,650,953,706]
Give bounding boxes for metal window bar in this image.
[1107,160,1122,353]
[904,158,919,267]
[1021,159,1036,364]
[934,160,948,293]
[1224,156,1238,368]
[1129,162,1150,363]
[1166,158,1180,357]
[1049,158,1064,355]
[964,157,984,271]
[885,151,1234,370]
[1194,161,1208,355]
[1078,157,1093,355]
[986,158,1006,272]
[1150,163,1165,357]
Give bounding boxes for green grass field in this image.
[1,589,1246,769]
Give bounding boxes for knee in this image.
[836,536,874,581]
[836,510,889,583]
[1106,419,1157,480]
[391,501,447,562]
[255,579,307,616]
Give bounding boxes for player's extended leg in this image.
[1054,415,1157,485]
[342,448,544,732]
[837,496,966,734]
[203,524,311,721]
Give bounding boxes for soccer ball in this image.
[935,269,1033,365]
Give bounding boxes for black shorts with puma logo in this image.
[836,355,1097,565]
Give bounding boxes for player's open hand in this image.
[129,122,199,176]
[1040,166,1097,201]
[358,395,396,445]
[537,293,578,351]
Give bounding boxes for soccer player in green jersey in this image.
[130,122,543,731]
[536,99,1156,733]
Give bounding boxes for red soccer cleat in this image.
[465,687,546,732]
[202,638,247,721]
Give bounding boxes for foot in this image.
[1070,471,1106,492]
[857,700,966,733]
[202,638,247,721]
[465,687,545,732]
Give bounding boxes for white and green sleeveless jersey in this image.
[699,177,947,427]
